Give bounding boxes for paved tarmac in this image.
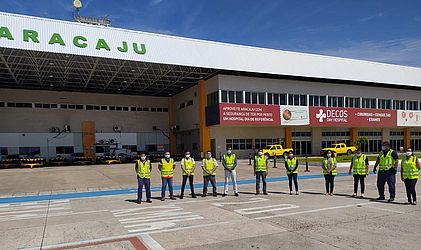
[0,159,419,250]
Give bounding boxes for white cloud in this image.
[149,0,163,6]
[359,12,384,22]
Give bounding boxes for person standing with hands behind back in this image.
[401,148,420,205]
[285,151,299,195]
[373,141,399,202]
[322,150,337,196]
[254,149,268,195]
[180,151,197,199]
[348,148,369,198]
[202,151,218,197]
[135,153,152,204]
[158,151,176,201]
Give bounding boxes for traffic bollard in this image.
[249,153,252,165]
[305,155,310,172]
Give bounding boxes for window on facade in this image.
[258,92,265,104]
[56,146,74,154]
[309,95,326,107]
[327,96,344,107]
[76,105,84,110]
[378,99,391,109]
[0,102,4,107]
[358,131,382,137]
[245,92,251,104]
[15,103,32,108]
[228,91,235,103]
[288,94,307,106]
[221,90,228,103]
[393,100,405,110]
[86,105,94,110]
[0,147,8,155]
[251,92,258,104]
[345,97,360,108]
[101,106,108,110]
[19,147,41,156]
[186,100,193,107]
[226,139,253,150]
[390,131,404,136]
[207,91,219,106]
[362,98,376,109]
[255,138,280,150]
[406,101,418,110]
[235,91,243,103]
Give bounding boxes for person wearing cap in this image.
[373,141,399,202]
[322,150,337,196]
[348,148,369,198]
[134,153,152,204]
[180,151,197,199]
[400,148,420,205]
[222,147,239,197]
[254,149,269,195]
[202,151,218,197]
[285,151,299,195]
[158,151,176,201]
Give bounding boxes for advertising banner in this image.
[219,103,280,126]
[310,107,396,127]
[397,110,421,126]
[280,106,310,125]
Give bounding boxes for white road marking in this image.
[235,204,299,215]
[0,200,72,222]
[363,205,404,214]
[212,198,269,207]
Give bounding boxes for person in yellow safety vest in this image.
[135,153,152,204]
[322,150,337,196]
[254,149,268,195]
[180,151,197,199]
[400,148,420,205]
[373,141,399,202]
[348,148,369,198]
[222,147,239,197]
[158,151,176,201]
[285,151,299,195]
[201,151,218,197]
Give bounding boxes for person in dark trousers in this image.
[158,151,176,201]
[254,149,269,195]
[180,151,197,199]
[400,148,420,205]
[373,141,399,202]
[322,150,337,196]
[348,148,369,198]
[285,151,299,195]
[135,153,152,204]
[201,151,218,197]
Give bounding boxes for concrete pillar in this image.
[350,128,358,146]
[404,127,411,150]
[382,128,390,143]
[82,121,95,162]
[311,127,322,155]
[168,97,176,154]
[285,127,292,148]
[198,80,211,154]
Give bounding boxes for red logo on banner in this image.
[219,103,280,125]
[310,107,397,127]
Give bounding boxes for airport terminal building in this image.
[1,12,421,160]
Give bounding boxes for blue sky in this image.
[1,0,421,67]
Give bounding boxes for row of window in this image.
[0,102,168,113]
[322,131,350,137]
[211,90,421,110]
[179,100,194,109]
[0,145,140,156]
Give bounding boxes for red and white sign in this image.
[219,103,280,125]
[310,107,396,127]
[397,110,421,126]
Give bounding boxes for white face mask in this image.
[406,152,412,156]
[381,146,386,151]
[327,154,332,158]
[356,153,361,157]
[258,152,263,156]
[227,150,232,154]
[185,154,190,158]
[289,154,293,158]
[207,154,212,159]
[141,156,146,161]
[165,154,170,158]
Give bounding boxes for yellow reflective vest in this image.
[160,158,174,178]
[322,158,337,175]
[223,154,236,170]
[379,150,395,171]
[137,160,151,179]
[182,158,195,176]
[203,158,216,176]
[402,156,419,180]
[255,156,267,172]
[353,154,367,175]
[286,158,298,174]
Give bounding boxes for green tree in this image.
[354,137,368,151]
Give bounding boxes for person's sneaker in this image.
[192,194,197,198]
[351,193,357,197]
[146,200,152,203]
[360,194,364,198]
[289,192,293,195]
[295,192,299,195]
[234,193,239,197]
[412,201,417,205]
[405,201,411,205]
[170,197,176,200]
[329,193,333,196]
[135,200,141,204]
[222,194,227,197]
[255,192,260,195]
[388,198,395,202]
[263,192,268,195]
[161,198,165,201]
[376,197,385,201]
[179,195,184,199]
